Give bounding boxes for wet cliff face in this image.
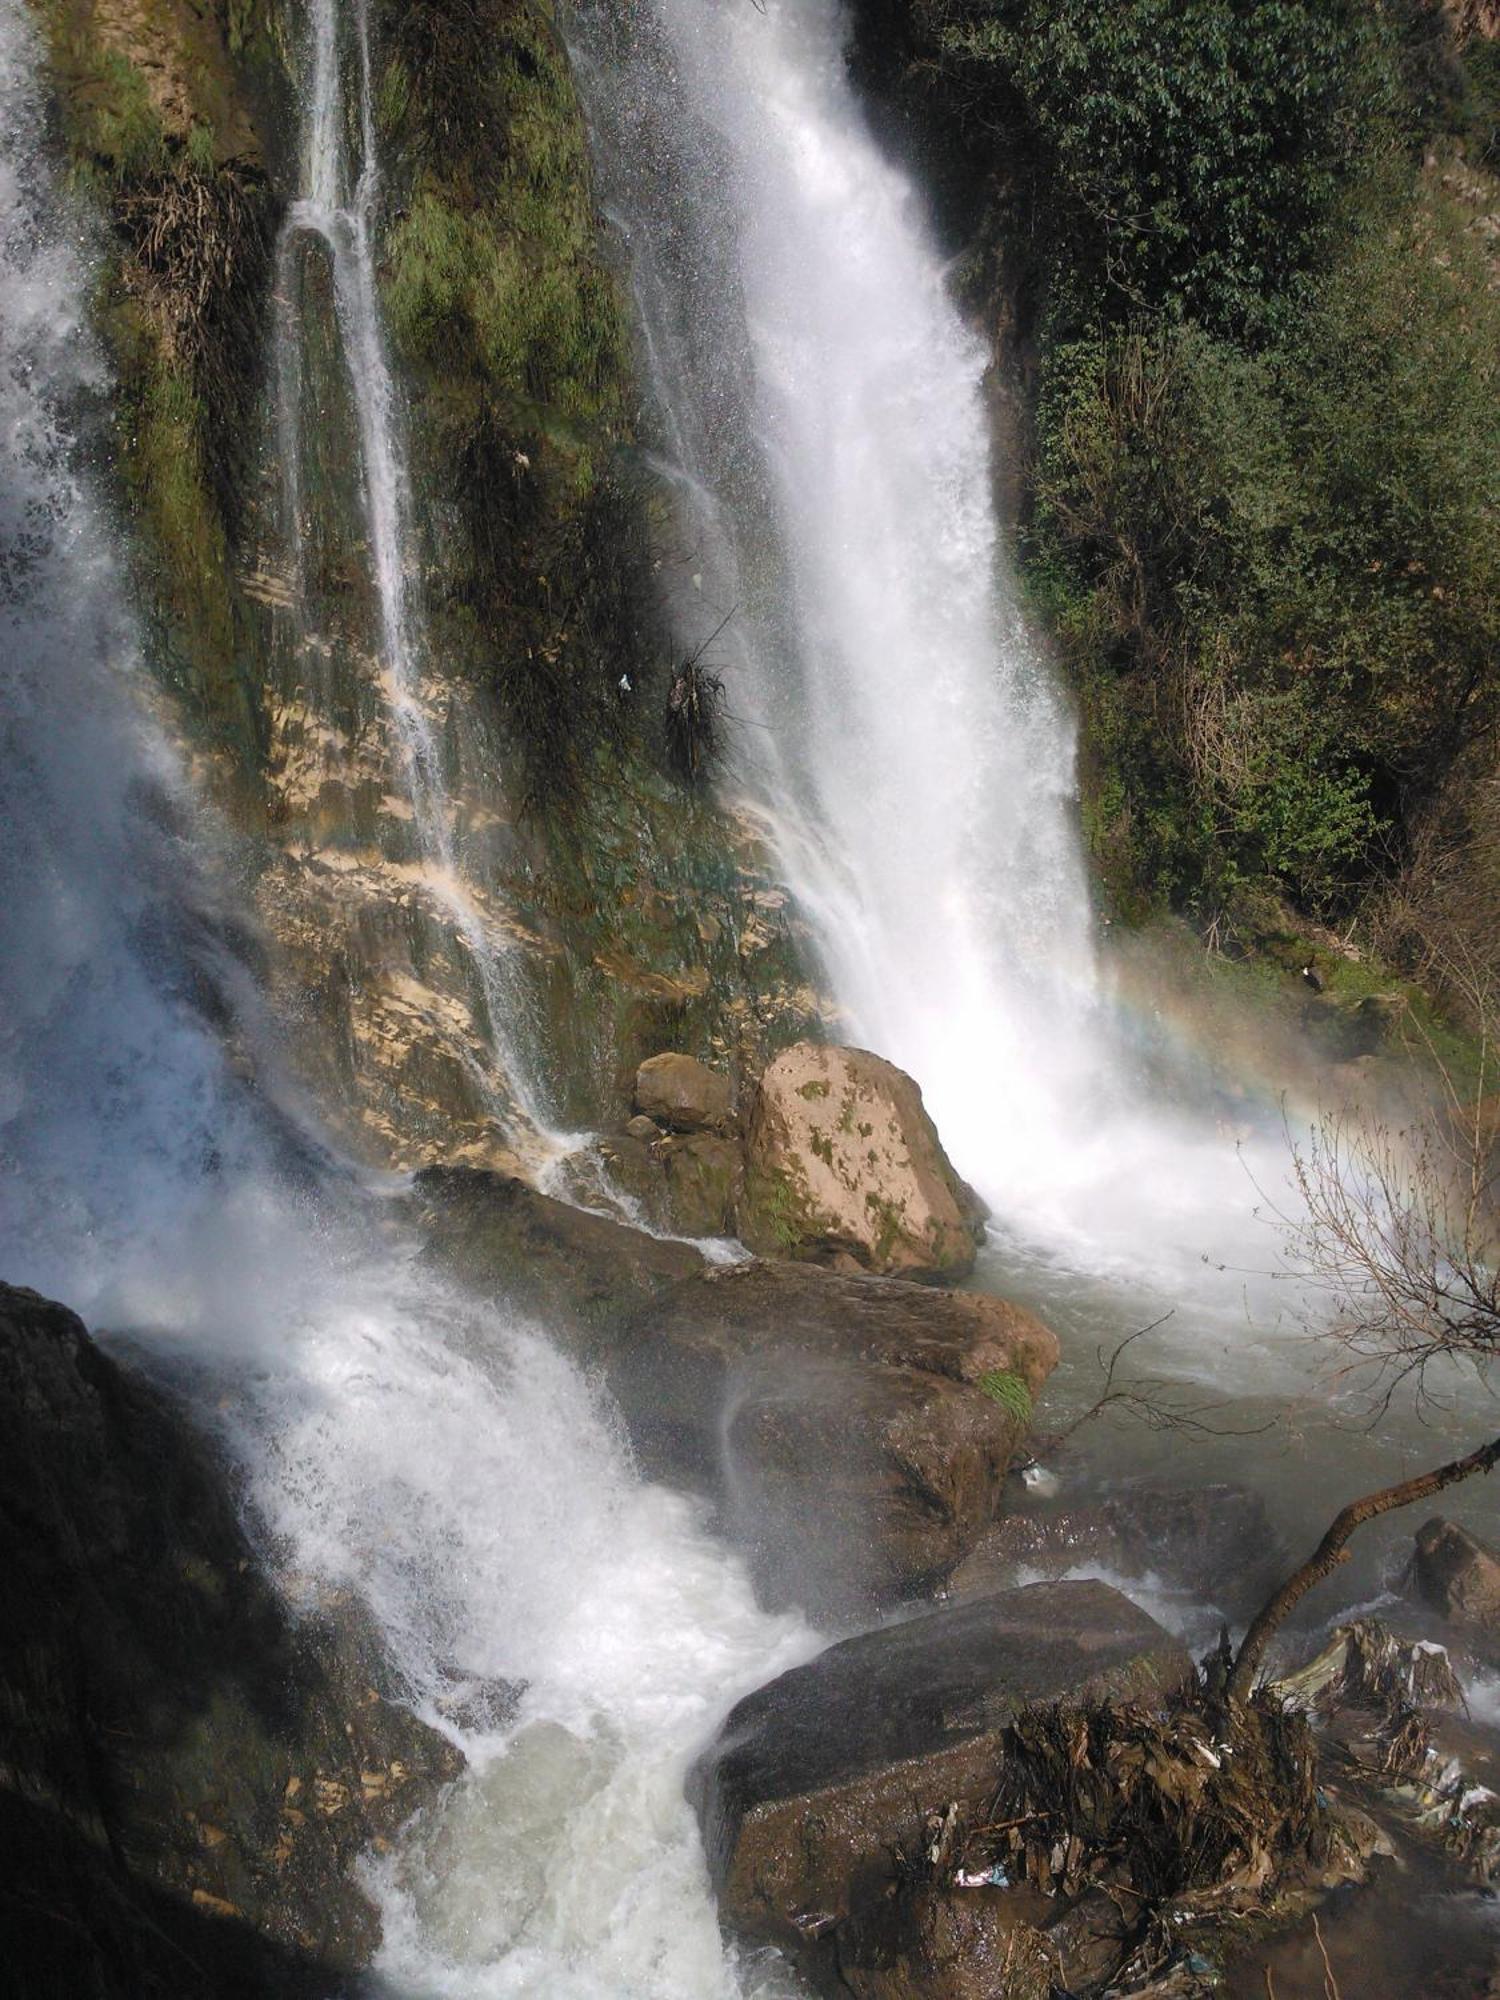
[29,0,826,1175]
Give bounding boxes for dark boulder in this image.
[0,1282,460,1999]
[690,1579,1190,1966]
[1412,1516,1500,1663]
[948,1480,1289,1620]
[835,1880,1054,2000]
[411,1164,705,1352]
[614,1259,1058,1615]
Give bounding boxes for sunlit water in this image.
[568,0,1496,1655]
[568,0,1287,1274]
[4,0,1496,1992]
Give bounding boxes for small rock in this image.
[633,1051,732,1132]
[623,1113,660,1141]
[1413,1517,1500,1663]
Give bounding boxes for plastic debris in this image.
[954,1863,1011,1889]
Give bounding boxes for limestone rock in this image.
[614,1259,1058,1614]
[740,1042,983,1279]
[1413,1517,1500,1662]
[0,1283,461,1999]
[691,1579,1190,1963]
[633,1051,733,1132]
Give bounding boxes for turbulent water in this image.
[0,5,815,1995]
[4,0,1496,1990]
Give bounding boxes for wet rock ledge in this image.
[0,1282,460,1999]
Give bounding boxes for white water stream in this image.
[4,0,1494,1991]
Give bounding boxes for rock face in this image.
[0,1283,461,1999]
[633,1051,733,1132]
[1413,1517,1500,1662]
[414,1169,1057,1616]
[616,1261,1058,1614]
[596,1127,745,1239]
[412,1164,706,1350]
[740,1042,984,1278]
[691,1579,1190,1967]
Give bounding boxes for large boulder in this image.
[691,1579,1190,1969]
[633,1050,733,1132]
[613,1259,1058,1615]
[412,1170,1057,1618]
[0,1283,461,1999]
[1412,1516,1500,1663]
[739,1042,984,1279]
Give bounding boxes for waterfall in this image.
[274,0,560,1158]
[0,5,815,1991]
[571,0,1269,1275]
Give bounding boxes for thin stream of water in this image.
[275,0,561,1158]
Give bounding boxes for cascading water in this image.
[274,0,560,1159]
[0,4,816,1992]
[570,0,1273,1277]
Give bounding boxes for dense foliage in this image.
[859,0,1500,969]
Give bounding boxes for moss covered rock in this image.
[740,1042,985,1279]
[0,1282,460,1997]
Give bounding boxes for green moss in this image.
[797,1080,832,1100]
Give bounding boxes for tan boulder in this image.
[740,1042,983,1278]
[633,1051,732,1132]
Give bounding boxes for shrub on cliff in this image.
[912,0,1389,341]
[1029,178,1500,917]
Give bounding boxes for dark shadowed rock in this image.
[411,1164,705,1351]
[414,1170,1059,1617]
[948,1480,1289,1620]
[634,1050,733,1131]
[835,1881,1054,2000]
[1413,1517,1500,1663]
[690,1580,1190,1962]
[595,1129,744,1239]
[0,1282,461,1999]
